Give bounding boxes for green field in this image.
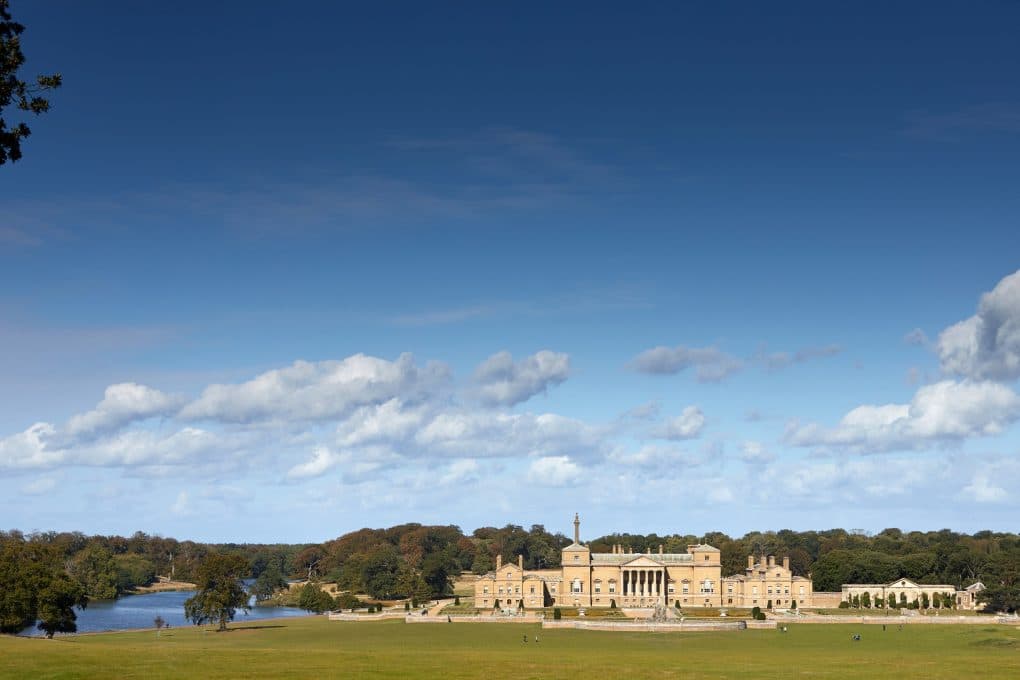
[2,617,1018,679]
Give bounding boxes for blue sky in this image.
[2,1,1019,542]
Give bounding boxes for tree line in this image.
[3,523,1018,635]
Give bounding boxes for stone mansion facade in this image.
[474,515,815,610]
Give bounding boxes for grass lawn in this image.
[2,617,1018,679]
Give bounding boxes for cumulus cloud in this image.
[472,350,570,406]
[785,380,1020,452]
[64,383,184,441]
[287,446,341,479]
[629,345,743,382]
[527,455,581,486]
[180,353,449,424]
[937,269,1020,381]
[0,423,66,469]
[414,410,603,460]
[654,406,705,440]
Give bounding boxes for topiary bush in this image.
[553,607,562,620]
[454,595,460,605]
[610,599,617,609]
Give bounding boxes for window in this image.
[701,580,714,594]
[705,555,710,561]
[668,583,675,594]
[515,586,520,594]
[594,580,601,594]
[727,598,733,604]
[767,587,772,595]
[530,586,535,594]
[784,587,789,595]
[551,586,557,594]
[752,586,758,595]
[483,586,489,594]
[507,572,512,579]
[682,582,689,594]
[571,579,583,594]
[609,581,616,594]
[727,584,733,594]
[498,587,504,594]
[799,586,805,596]
[573,555,579,562]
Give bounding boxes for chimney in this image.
[573,513,580,544]
[659,544,663,555]
[747,555,754,569]
[783,556,790,571]
[496,554,502,570]
[518,555,523,569]
[768,555,775,568]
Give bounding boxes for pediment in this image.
[621,555,665,567]
[889,578,919,588]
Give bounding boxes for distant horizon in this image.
[3,2,1019,541]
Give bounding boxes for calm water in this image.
[19,590,312,636]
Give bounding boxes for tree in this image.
[888,593,896,608]
[36,573,88,638]
[0,537,87,637]
[71,545,119,600]
[297,583,336,614]
[0,0,61,164]
[251,565,286,602]
[920,592,930,610]
[860,592,871,609]
[183,554,250,631]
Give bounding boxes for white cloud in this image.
[336,399,429,447]
[786,380,1020,452]
[180,353,449,424]
[439,459,480,486]
[472,350,570,406]
[287,446,341,479]
[527,456,581,486]
[415,410,603,460]
[64,383,184,441]
[740,441,776,464]
[655,406,705,440]
[960,474,1007,503]
[0,423,62,469]
[629,345,743,382]
[937,269,1020,381]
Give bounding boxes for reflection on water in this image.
[19,589,311,636]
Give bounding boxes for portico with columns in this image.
[474,514,815,610]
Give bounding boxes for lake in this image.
[19,590,312,636]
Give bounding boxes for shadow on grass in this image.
[221,624,289,632]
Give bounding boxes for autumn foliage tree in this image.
[183,554,250,631]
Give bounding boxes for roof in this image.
[561,542,590,552]
[688,544,721,553]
